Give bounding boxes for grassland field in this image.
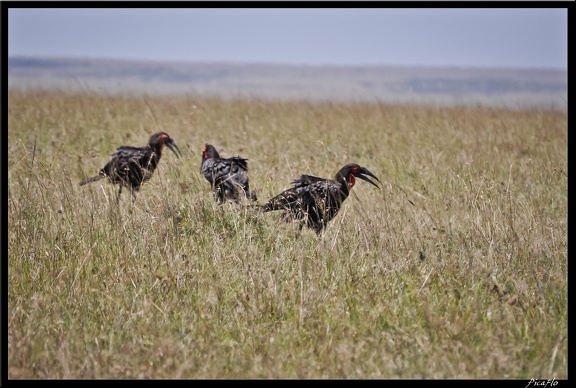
[7,90,567,379]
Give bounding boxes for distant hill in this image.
[8,56,567,110]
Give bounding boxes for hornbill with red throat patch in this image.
[260,163,381,234]
[80,131,181,201]
[201,143,257,204]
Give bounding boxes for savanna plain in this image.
[7,91,567,379]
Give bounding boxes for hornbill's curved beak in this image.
[166,138,182,158]
[357,166,381,188]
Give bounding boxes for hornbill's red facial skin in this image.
[200,143,257,204]
[261,163,381,234]
[80,132,181,201]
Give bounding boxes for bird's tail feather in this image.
[246,203,267,211]
[80,175,104,186]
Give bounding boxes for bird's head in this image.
[202,144,220,160]
[150,132,181,158]
[337,163,381,189]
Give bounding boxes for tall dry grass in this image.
[7,90,567,379]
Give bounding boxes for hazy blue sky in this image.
[8,8,568,69]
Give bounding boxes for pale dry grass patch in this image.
[8,91,566,379]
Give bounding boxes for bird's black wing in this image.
[291,174,325,187]
[202,156,251,200]
[113,146,154,167]
[201,158,218,184]
[102,146,153,183]
[219,158,251,198]
[227,156,249,172]
[203,157,247,183]
[262,177,336,212]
